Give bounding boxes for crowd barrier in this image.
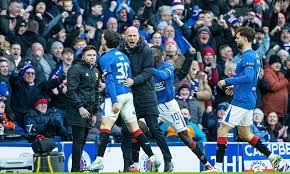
[0,142,289,172]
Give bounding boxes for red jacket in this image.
[262,66,289,117]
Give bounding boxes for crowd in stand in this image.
[0,0,290,143]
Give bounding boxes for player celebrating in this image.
[210,27,282,172]
[87,29,160,172]
[151,46,213,171]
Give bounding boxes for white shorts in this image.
[103,93,137,123]
[222,104,253,128]
[158,99,187,133]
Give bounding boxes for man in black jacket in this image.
[119,26,173,172]
[65,45,100,172]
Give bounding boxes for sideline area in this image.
[0,142,289,172]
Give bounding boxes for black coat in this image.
[10,75,61,127]
[119,39,159,117]
[65,61,100,128]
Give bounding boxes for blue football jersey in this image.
[225,49,260,110]
[99,48,132,104]
[153,62,175,103]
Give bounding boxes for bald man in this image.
[118,26,173,172]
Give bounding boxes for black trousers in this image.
[120,114,172,171]
[71,126,90,172]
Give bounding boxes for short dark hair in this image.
[82,45,96,54]
[103,29,120,48]
[0,59,8,64]
[151,45,164,56]
[235,27,255,42]
[62,47,74,54]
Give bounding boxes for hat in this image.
[20,21,27,27]
[255,27,264,33]
[253,108,264,120]
[20,63,35,77]
[269,55,281,65]
[217,102,229,111]
[197,25,211,35]
[33,98,48,108]
[33,0,47,6]
[171,0,184,11]
[0,82,9,97]
[178,83,191,93]
[157,21,168,30]
[133,15,140,21]
[228,16,240,27]
[202,47,216,57]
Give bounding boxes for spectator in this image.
[10,63,62,128]
[50,48,73,109]
[30,0,54,35]
[24,97,68,139]
[265,112,289,142]
[0,94,26,142]
[14,20,47,57]
[182,60,212,112]
[262,55,288,119]
[199,47,219,88]
[202,102,237,142]
[215,62,236,105]
[251,108,268,142]
[176,83,203,126]
[24,42,56,82]
[0,0,22,36]
[0,60,14,120]
[50,41,64,63]
[149,32,162,47]
[106,17,118,32]
[216,44,234,77]
[3,43,22,73]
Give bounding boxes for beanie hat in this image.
[171,0,184,11]
[33,98,48,108]
[228,16,240,27]
[202,47,216,57]
[253,108,264,121]
[217,102,229,111]
[20,63,35,77]
[269,55,281,65]
[197,25,211,35]
[33,0,47,6]
[178,82,191,93]
[0,82,9,97]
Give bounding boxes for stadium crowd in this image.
[0,0,290,144]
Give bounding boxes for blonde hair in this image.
[224,62,236,75]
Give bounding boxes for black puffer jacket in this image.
[119,38,158,117]
[65,61,100,127]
